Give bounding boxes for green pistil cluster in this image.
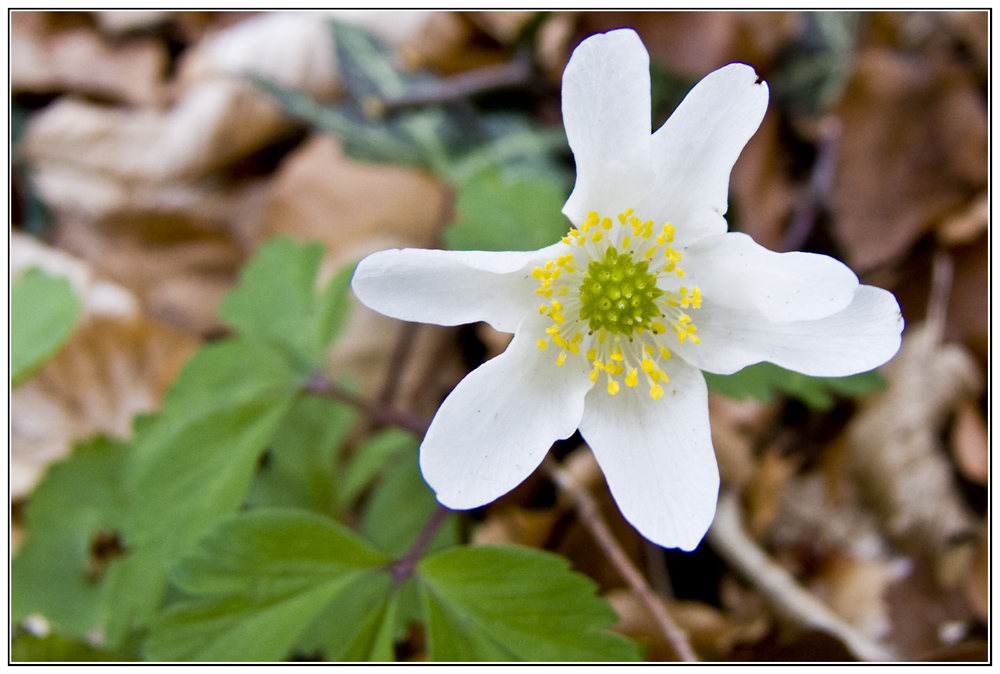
[578,247,662,336]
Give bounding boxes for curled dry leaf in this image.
[11,11,169,106]
[949,398,987,487]
[471,505,560,548]
[846,322,981,573]
[10,234,198,499]
[829,48,987,271]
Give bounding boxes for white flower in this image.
[351,29,903,550]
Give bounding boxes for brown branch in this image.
[707,490,898,662]
[541,456,698,662]
[304,374,429,436]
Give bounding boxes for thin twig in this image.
[542,456,698,663]
[707,490,898,662]
[782,116,842,252]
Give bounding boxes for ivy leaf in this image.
[703,361,886,410]
[417,546,640,662]
[246,395,357,516]
[11,436,129,639]
[218,237,356,369]
[104,338,302,646]
[11,633,119,662]
[445,167,570,252]
[145,509,390,662]
[11,266,83,386]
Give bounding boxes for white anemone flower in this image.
[351,29,904,550]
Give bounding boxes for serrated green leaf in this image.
[296,570,396,661]
[145,509,389,661]
[11,266,83,386]
[219,237,355,369]
[12,436,128,638]
[338,428,418,509]
[703,361,886,410]
[445,167,569,252]
[104,338,302,646]
[417,545,640,662]
[361,452,458,559]
[246,395,356,516]
[11,633,119,662]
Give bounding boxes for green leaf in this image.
[338,428,418,510]
[330,19,409,100]
[104,338,302,646]
[361,452,458,559]
[246,395,356,516]
[145,509,390,662]
[12,436,129,639]
[703,361,886,410]
[445,167,570,252]
[219,237,355,369]
[417,545,640,662]
[11,266,83,386]
[11,633,119,662]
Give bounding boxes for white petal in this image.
[561,29,654,226]
[675,285,904,377]
[420,313,594,510]
[642,63,769,248]
[351,243,563,333]
[579,359,718,551]
[685,232,859,323]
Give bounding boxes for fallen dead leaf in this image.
[829,48,987,271]
[949,398,987,486]
[11,11,168,106]
[10,234,198,499]
[936,192,987,246]
[471,505,560,548]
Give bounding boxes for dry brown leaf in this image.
[961,525,987,622]
[10,234,198,499]
[471,506,560,548]
[810,551,909,644]
[708,394,776,489]
[11,11,168,106]
[829,48,987,271]
[949,398,987,486]
[92,10,173,36]
[937,192,987,246]
[744,449,798,541]
[465,11,537,44]
[846,323,981,571]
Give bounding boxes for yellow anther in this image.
[552,312,565,324]
[625,369,638,387]
[676,268,685,277]
[537,288,553,297]
[679,287,688,293]
[644,345,655,356]
[585,348,597,361]
[660,346,671,359]
[692,287,702,308]
[562,237,571,244]
[608,380,620,395]
[681,296,691,308]
[553,335,569,349]
[581,221,591,233]
[550,300,563,311]
[689,334,701,344]
[587,211,599,224]
[594,360,605,371]
[551,267,561,280]
[568,230,579,239]
[576,236,586,245]
[556,286,569,296]
[556,352,567,366]
[546,325,560,335]
[589,370,599,382]
[601,217,612,230]
[644,247,656,259]
[532,268,544,279]
[545,260,554,271]
[641,358,656,374]
[539,304,547,314]
[572,333,583,343]
[609,363,625,375]
[651,321,666,334]
[629,215,640,227]
[622,236,630,249]
[598,330,606,344]
[537,339,548,350]
[678,314,691,325]
[610,348,624,361]
[650,384,664,400]
[591,231,603,242]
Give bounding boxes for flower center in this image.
[578,247,662,335]
[531,208,703,399]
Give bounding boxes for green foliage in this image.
[11,266,83,386]
[445,167,570,252]
[219,237,355,369]
[246,395,357,515]
[11,436,128,638]
[11,633,119,662]
[338,428,418,509]
[703,361,886,410]
[417,546,640,661]
[144,509,389,661]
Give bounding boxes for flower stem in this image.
[303,374,429,435]
[390,504,450,586]
[541,456,698,663]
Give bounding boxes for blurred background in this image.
[10,10,988,661]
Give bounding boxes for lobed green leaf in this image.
[703,361,886,410]
[11,266,83,386]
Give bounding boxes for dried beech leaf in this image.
[10,235,197,499]
[11,12,168,105]
[949,399,987,486]
[829,49,987,271]
[472,506,560,548]
[846,324,981,565]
